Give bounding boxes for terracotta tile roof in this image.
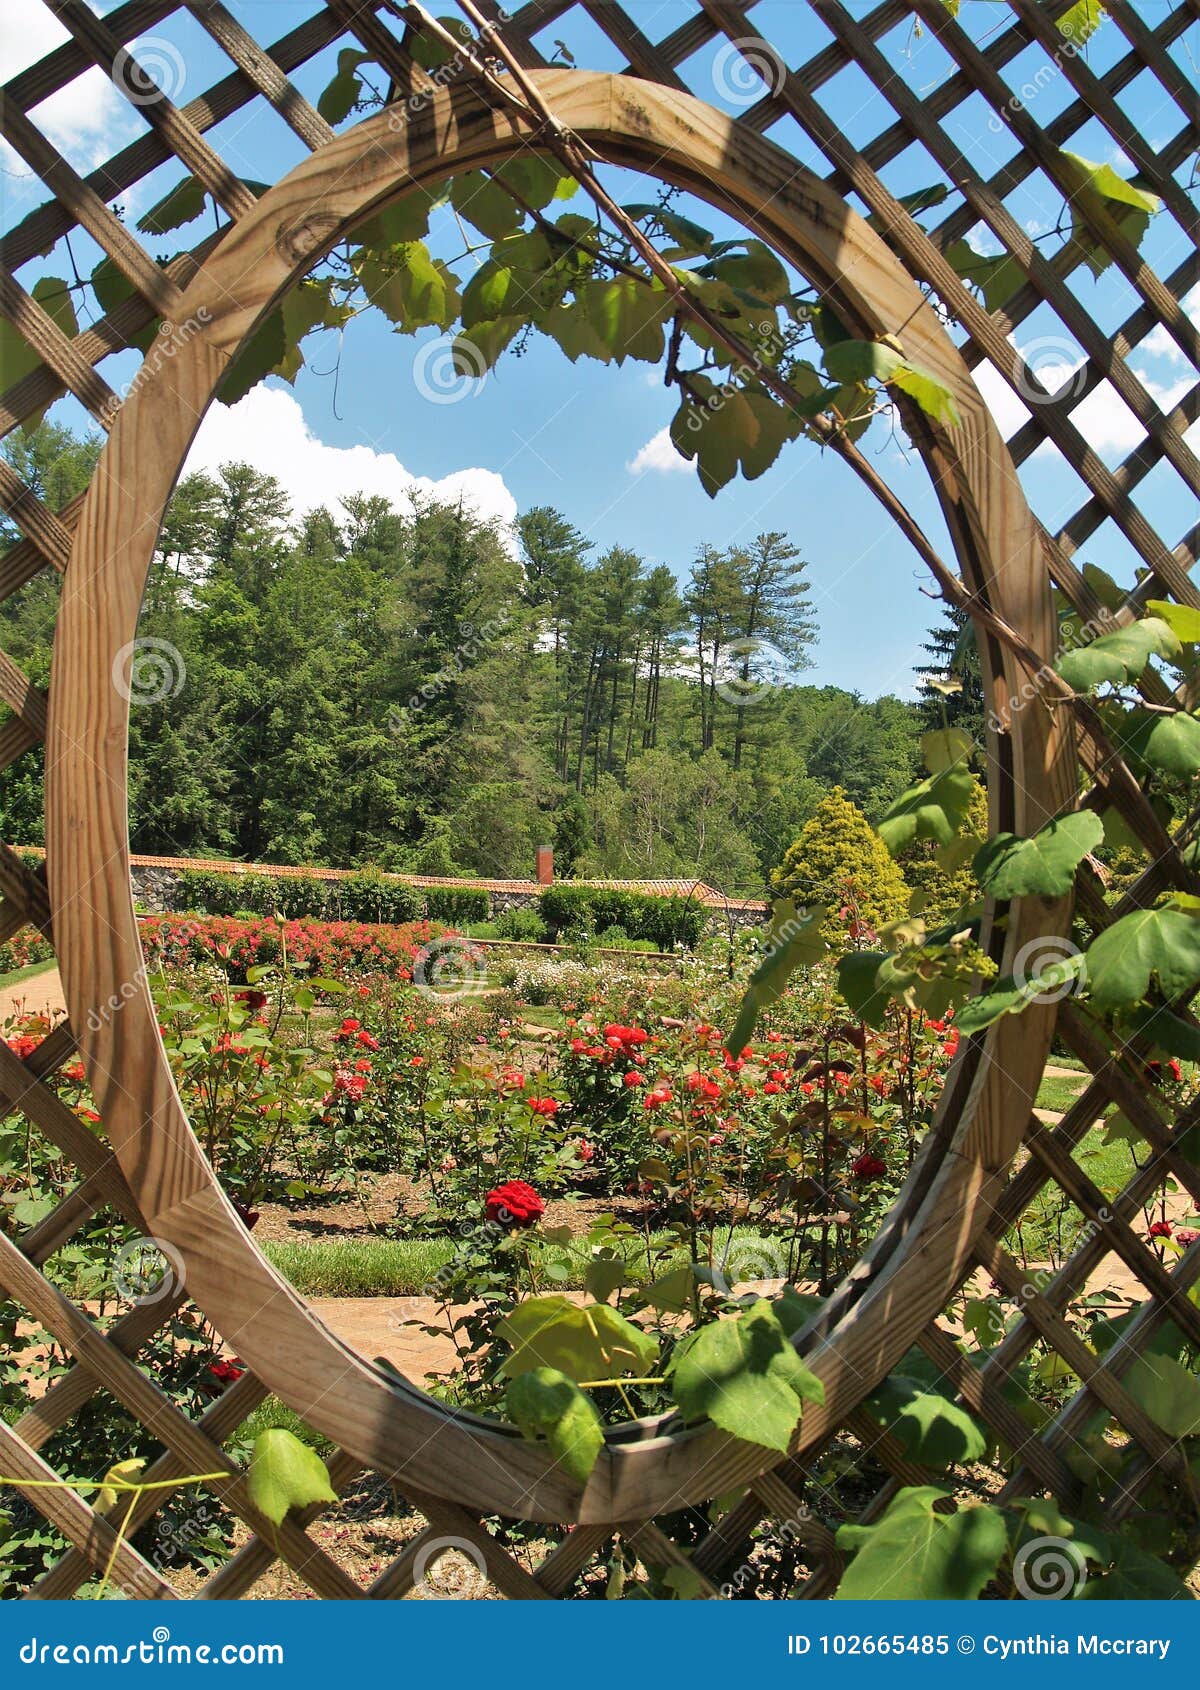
[13,848,767,912]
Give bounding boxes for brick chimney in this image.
[536,845,554,886]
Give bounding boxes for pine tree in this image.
[899,777,988,925]
[915,602,986,747]
[772,786,909,941]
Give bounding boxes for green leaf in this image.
[1076,1535,1193,1600]
[624,202,713,259]
[1057,1,1106,47]
[973,810,1103,900]
[410,15,474,70]
[497,1295,657,1383]
[822,338,904,384]
[584,1254,626,1303]
[577,276,670,365]
[1121,1002,1200,1064]
[921,726,973,774]
[1125,1352,1200,1438]
[449,171,523,240]
[1056,615,1181,690]
[318,49,370,124]
[1085,905,1200,1012]
[1058,151,1161,278]
[891,362,961,428]
[97,1459,145,1513]
[943,240,1025,314]
[836,1488,1007,1600]
[505,1366,604,1485]
[865,1377,987,1467]
[353,189,441,248]
[493,155,574,211]
[698,240,790,304]
[137,175,208,235]
[727,899,827,1053]
[216,305,287,405]
[953,954,1086,1035]
[247,1429,337,1526]
[1145,599,1200,644]
[1122,709,1200,778]
[876,760,975,853]
[836,950,893,1030]
[453,318,520,373]
[670,1298,824,1453]
[1,277,78,410]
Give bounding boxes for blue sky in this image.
[3,1,1197,696]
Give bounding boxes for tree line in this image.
[0,423,967,894]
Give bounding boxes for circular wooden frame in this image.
[48,70,1073,1525]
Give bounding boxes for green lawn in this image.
[0,957,56,992]
[1035,1072,1089,1116]
[263,1226,794,1298]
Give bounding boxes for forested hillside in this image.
[0,423,942,892]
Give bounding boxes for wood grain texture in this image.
[48,69,1072,1524]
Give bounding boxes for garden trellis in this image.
[1,0,1199,1598]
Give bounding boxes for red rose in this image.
[527,1096,558,1117]
[1148,1220,1173,1239]
[1175,1228,1198,1248]
[851,1151,887,1182]
[485,1180,545,1228]
[622,1070,645,1087]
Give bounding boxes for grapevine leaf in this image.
[836,950,893,1030]
[1056,615,1181,690]
[410,15,473,70]
[98,1459,145,1512]
[835,1488,1007,1600]
[864,1377,987,1466]
[539,300,610,363]
[973,811,1103,899]
[1121,1002,1200,1064]
[1058,152,1160,278]
[137,175,208,235]
[353,189,441,248]
[449,171,522,240]
[216,306,287,405]
[624,202,713,258]
[670,1298,824,1453]
[891,362,961,428]
[454,318,521,373]
[247,1429,337,1526]
[1145,599,1200,644]
[727,899,828,1054]
[876,761,975,853]
[697,240,790,304]
[943,240,1025,314]
[1057,1,1106,47]
[505,1366,604,1486]
[921,727,973,774]
[1124,1352,1200,1438]
[822,338,904,384]
[577,276,670,365]
[953,955,1086,1035]
[497,1295,657,1383]
[318,49,371,124]
[1122,709,1200,778]
[494,155,574,210]
[1085,905,1200,1012]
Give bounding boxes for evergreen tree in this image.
[915,602,986,749]
[772,786,910,941]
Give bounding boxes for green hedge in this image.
[423,885,490,924]
[538,886,704,950]
[173,867,445,926]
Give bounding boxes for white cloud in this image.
[183,385,519,539]
[971,340,1198,462]
[0,7,136,176]
[627,426,690,476]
